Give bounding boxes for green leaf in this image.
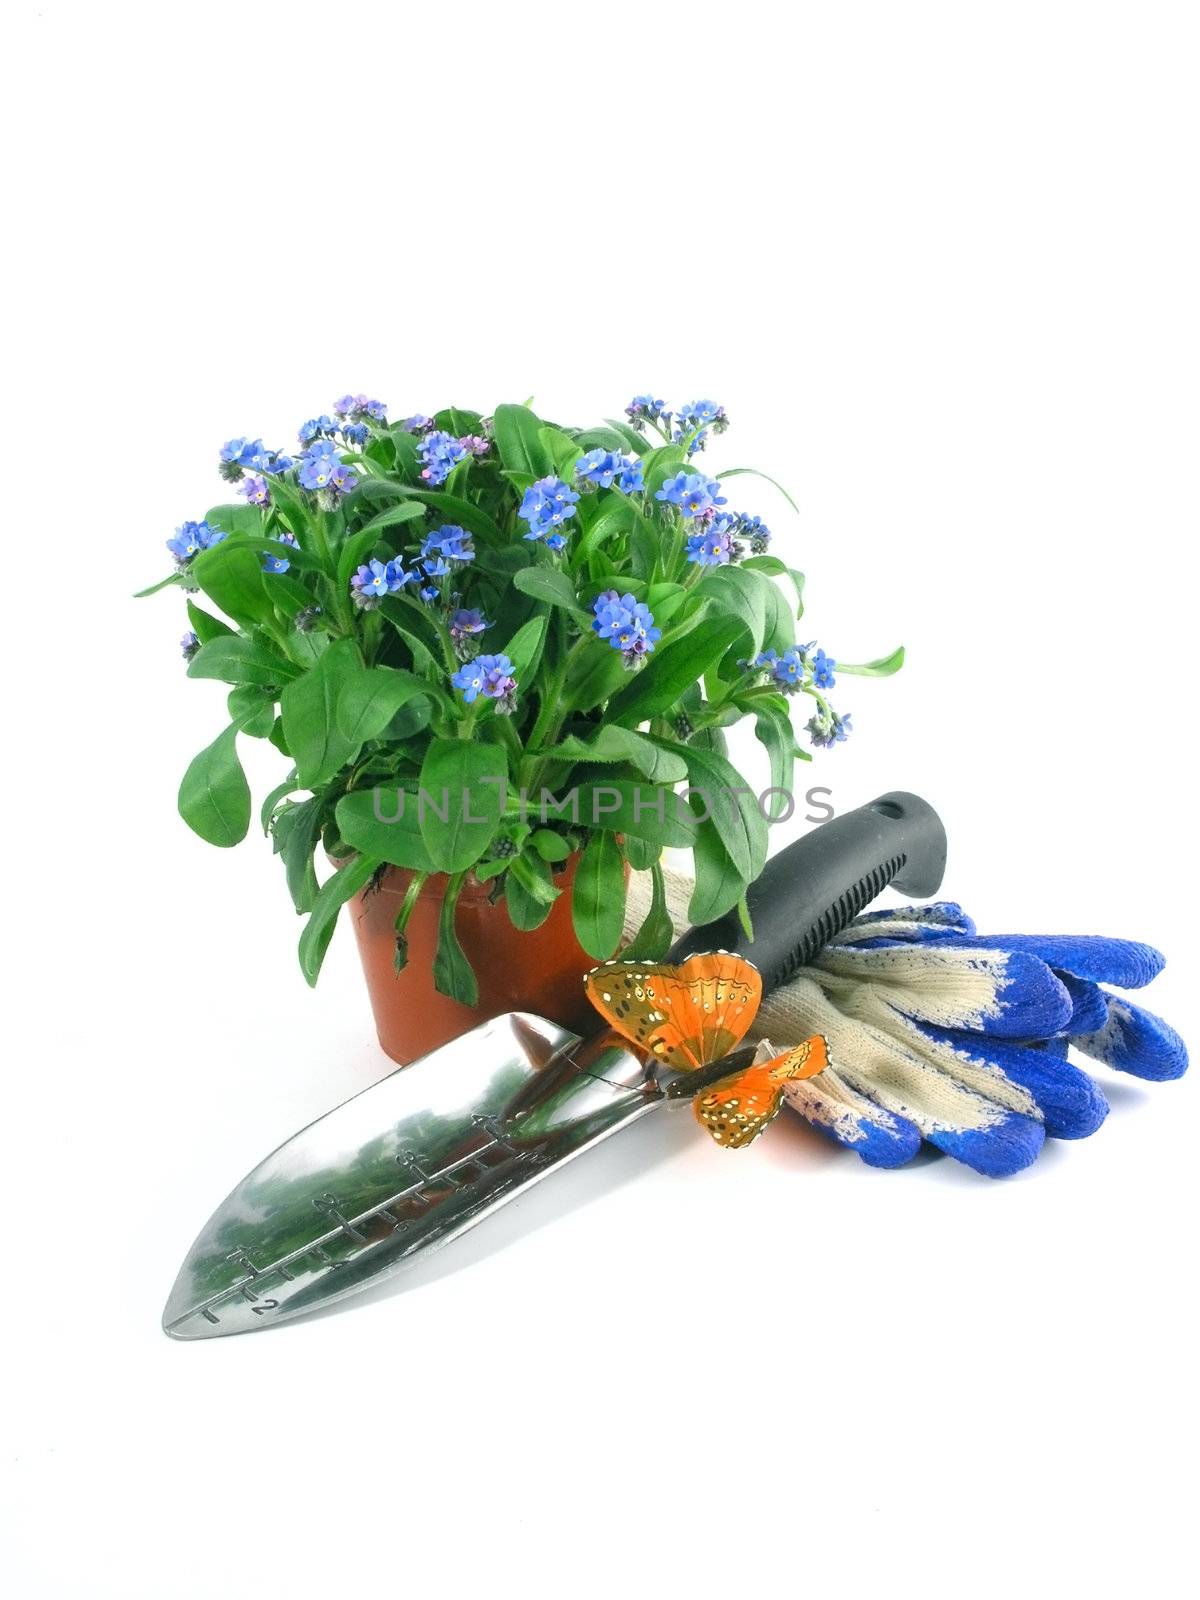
[752,703,796,820]
[563,642,629,713]
[760,578,796,658]
[261,774,300,834]
[742,556,805,617]
[206,534,322,573]
[658,739,768,884]
[570,781,696,847]
[337,666,430,744]
[434,406,485,436]
[572,831,627,960]
[505,861,557,931]
[493,403,552,478]
[186,601,235,643]
[417,738,507,872]
[191,542,276,629]
[606,614,745,727]
[177,725,250,848]
[188,635,300,687]
[508,852,561,906]
[699,566,771,657]
[272,796,323,913]
[715,467,800,514]
[837,646,906,677]
[335,789,437,871]
[280,638,363,788]
[621,835,659,871]
[204,502,267,539]
[433,879,479,1005]
[529,829,572,862]
[228,685,277,738]
[512,565,590,621]
[349,499,428,544]
[298,853,380,987]
[390,489,503,547]
[501,614,549,688]
[623,862,674,960]
[133,571,186,598]
[687,818,747,924]
[546,725,688,784]
[539,425,582,481]
[602,418,651,456]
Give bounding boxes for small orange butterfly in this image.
[584,952,829,1149]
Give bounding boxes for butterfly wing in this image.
[583,952,762,1072]
[693,1035,830,1149]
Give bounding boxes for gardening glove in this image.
[622,878,1187,1178]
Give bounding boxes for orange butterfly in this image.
[584,952,829,1149]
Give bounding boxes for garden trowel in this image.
[163,791,946,1338]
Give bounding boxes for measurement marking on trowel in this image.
[170,1133,535,1332]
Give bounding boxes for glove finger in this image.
[781,1065,923,1169]
[938,933,1165,989]
[910,1020,1109,1140]
[1072,991,1189,1081]
[829,902,977,947]
[757,977,1045,1178]
[814,944,1073,1038]
[1053,971,1111,1035]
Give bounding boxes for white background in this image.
[5,3,1198,1596]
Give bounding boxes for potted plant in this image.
[140,393,901,1062]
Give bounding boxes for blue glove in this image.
[753,903,1187,1178]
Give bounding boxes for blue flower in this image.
[808,711,852,749]
[810,648,836,690]
[675,400,728,456]
[452,652,517,708]
[576,448,623,488]
[737,513,771,553]
[617,456,645,494]
[422,556,452,579]
[181,630,200,662]
[333,394,387,422]
[220,437,251,466]
[591,590,661,669]
[422,525,475,564]
[342,421,369,446]
[679,400,726,429]
[262,451,294,476]
[218,437,271,481]
[386,558,416,590]
[655,471,727,521]
[262,532,297,575]
[419,430,468,485]
[298,415,339,445]
[167,520,227,564]
[350,558,407,608]
[626,395,669,429]
[519,476,580,542]
[297,440,342,490]
[402,414,434,434]
[449,608,489,649]
[771,648,806,689]
[239,473,270,507]
[330,462,358,495]
[685,521,735,566]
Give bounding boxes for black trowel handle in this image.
[666,791,947,997]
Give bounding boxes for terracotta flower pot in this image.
[348,854,606,1065]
